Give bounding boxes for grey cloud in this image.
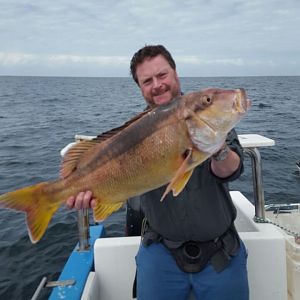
[0,0,299,76]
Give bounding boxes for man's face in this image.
[135,55,181,107]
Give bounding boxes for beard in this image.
[148,84,180,107]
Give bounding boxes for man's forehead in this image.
[137,56,172,78]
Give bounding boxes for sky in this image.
[0,0,299,77]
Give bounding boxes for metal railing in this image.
[244,147,266,221]
[77,209,90,251]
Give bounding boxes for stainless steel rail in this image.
[244,147,266,221]
[77,209,90,251]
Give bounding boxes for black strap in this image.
[163,239,223,273]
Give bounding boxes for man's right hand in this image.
[66,190,97,210]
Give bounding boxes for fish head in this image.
[183,88,251,153]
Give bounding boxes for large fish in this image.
[0,88,250,243]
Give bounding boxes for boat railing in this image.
[244,147,266,220]
[77,209,90,251]
[238,134,275,222]
[70,133,276,251]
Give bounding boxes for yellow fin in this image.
[0,182,60,243]
[93,201,124,222]
[171,169,194,196]
[161,149,194,201]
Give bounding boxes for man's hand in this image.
[66,190,97,210]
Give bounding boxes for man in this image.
[66,45,249,300]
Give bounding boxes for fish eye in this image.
[202,95,211,105]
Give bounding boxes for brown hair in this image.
[130,45,176,85]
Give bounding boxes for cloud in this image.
[0,51,132,76]
[0,52,36,65]
[0,51,280,77]
[0,0,299,76]
[0,52,130,66]
[48,54,130,66]
[0,52,248,68]
[176,56,246,66]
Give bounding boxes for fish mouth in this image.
[235,88,251,113]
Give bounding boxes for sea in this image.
[0,76,299,299]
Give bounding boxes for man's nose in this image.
[152,77,161,89]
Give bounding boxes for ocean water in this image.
[0,76,299,299]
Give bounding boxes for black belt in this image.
[132,224,240,298]
[142,223,240,273]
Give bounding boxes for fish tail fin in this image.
[0,182,60,243]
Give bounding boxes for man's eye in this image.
[143,79,152,85]
[159,73,167,78]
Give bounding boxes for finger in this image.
[65,196,75,209]
[74,192,85,210]
[82,190,93,209]
[90,198,97,209]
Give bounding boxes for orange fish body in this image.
[0,88,250,243]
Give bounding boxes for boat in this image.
[296,162,300,172]
[31,134,300,300]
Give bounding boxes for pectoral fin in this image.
[161,149,194,201]
[171,169,194,196]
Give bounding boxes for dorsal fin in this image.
[60,108,152,179]
[95,108,151,141]
[60,140,99,178]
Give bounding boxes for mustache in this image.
[152,86,168,96]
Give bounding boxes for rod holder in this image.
[77,209,90,251]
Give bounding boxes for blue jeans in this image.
[135,240,249,300]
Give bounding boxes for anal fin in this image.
[93,201,124,222]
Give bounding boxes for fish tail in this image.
[0,182,60,243]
